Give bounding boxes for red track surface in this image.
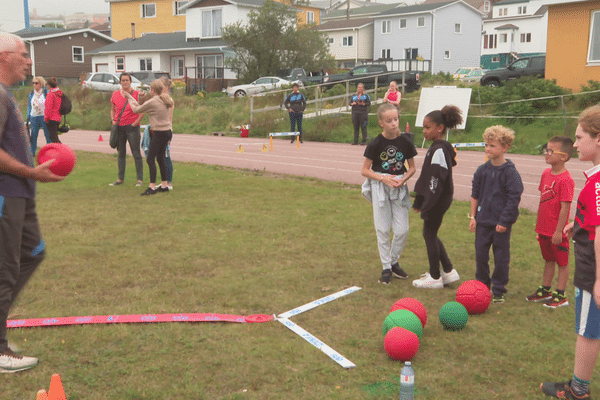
[61,130,587,214]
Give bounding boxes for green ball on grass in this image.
[382,309,423,338]
[439,301,469,331]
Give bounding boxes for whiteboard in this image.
[415,87,472,130]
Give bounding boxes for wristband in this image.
[468,214,475,219]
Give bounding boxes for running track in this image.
[60,130,587,214]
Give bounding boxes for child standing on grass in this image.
[527,136,575,308]
[541,105,600,400]
[411,105,462,289]
[361,103,417,284]
[469,126,523,304]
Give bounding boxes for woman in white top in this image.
[26,76,51,155]
[122,79,174,196]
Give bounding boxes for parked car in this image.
[453,67,481,80]
[130,71,171,85]
[461,68,488,83]
[276,68,328,86]
[226,76,294,98]
[324,64,421,92]
[81,72,143,92]
[480,56,546,87]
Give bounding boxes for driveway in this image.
[60,130,586,214]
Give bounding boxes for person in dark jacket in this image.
[284,83,306,143]
[412,105,463,289]
[469,125,524,303]
[350,83,371,145]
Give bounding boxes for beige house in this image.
[316,17,374,68]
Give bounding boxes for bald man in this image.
[0,32,63,373]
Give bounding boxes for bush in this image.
[578,80,600,109]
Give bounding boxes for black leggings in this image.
[352,112,368,143]
[146,130,172,184]
[46,120,62,143]
[423,210,453,280]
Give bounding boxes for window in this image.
[500,33,507,43]
[417,17,425,27]
[382,20,391,34]
[484,1,490,12]
[454,23,461,34]
[400,19,406,29]
[498,7,507,16]
[173,1,188,16]
[306,11,314,24]
[139,58,152,71]
[202,9,222,38]
[444,51,450,59]
[141,3,156,18]
[327,37,334,44]
[196,54,223,79]
[518,6,527,14]
[171,56,185,78]
[588,10,600,63]
[511,59,528,69]
[342,36,353,47]
[381,49,391,59]
[72,46,84,63]
[483,34,497,49]
[405,48,418,59]
[115,56,125,71]
[520,33,531,43]
[492,56,500,62]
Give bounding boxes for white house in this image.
[316,18,374,68]
[373,0,484,74]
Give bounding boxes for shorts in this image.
[537,234,570,267]
[575,287,600,340]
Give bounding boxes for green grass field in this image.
[4,152,582,400]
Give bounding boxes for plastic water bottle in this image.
[399,361,415,400]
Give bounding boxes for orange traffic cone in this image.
[36,389,49,400]
[48,373,67,400]
[98,134,103,141]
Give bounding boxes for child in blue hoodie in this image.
[469,125,524,304]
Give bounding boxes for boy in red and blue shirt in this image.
[526,136,575,308]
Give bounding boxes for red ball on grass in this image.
[384,327,420,361]
[455,280,491,315]
[36,143,76,177]
[390,297,428,328]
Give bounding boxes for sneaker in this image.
[0,349,38,373]
[140,187,157,196]
[412,273,443,289]
[167,185,173,191]
[391,263,408,279]
[526,286,553,302]
[109,180,123,186]
[544,292,569,309]
[493,294,505,304]
[541,380,591,399]
[378,269,392,284]
[441,269,460,285]
[351,142,359,145]
[156,186,170,193]
[136,181,143,187]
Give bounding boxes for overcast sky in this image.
[28,0,109,16]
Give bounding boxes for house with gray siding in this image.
[373,1,484,73]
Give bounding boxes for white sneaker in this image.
[441,269,460,285]
[0,349,38,373]
[412,273,443,289]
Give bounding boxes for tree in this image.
[222,0,335,82]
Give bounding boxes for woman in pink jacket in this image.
[44,77,62,143]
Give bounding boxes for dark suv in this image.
[480,56,545,87]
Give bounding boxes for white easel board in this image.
[415,87,472,130]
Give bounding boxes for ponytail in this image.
[425,105,463,129]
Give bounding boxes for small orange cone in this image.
[48,373,67,400]
[98,134,103,141]
[36,389,49,400]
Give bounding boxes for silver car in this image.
[226,76,294,98]
[81,72,143,92]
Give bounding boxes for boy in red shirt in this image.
[526,136,575,308]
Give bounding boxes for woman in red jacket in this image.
[44,77,62,143]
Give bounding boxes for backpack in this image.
[59,93,72,115]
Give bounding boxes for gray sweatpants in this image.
[362,177,411,270]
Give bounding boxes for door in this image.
[171,56,185,79]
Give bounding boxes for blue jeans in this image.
[29,116,51,155]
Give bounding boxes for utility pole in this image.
[24,0,30,29]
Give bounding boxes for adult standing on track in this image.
[44,77,63,144]
[0,32,64,373]
[284,83,306,143]
[110,73,145,187]
[350,83,371,145]
[122,79,174,195]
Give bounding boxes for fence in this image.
[358,58,431,73]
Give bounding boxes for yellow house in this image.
[107,0,188,40]
[546,0,600,92]
[273,0,322,26]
